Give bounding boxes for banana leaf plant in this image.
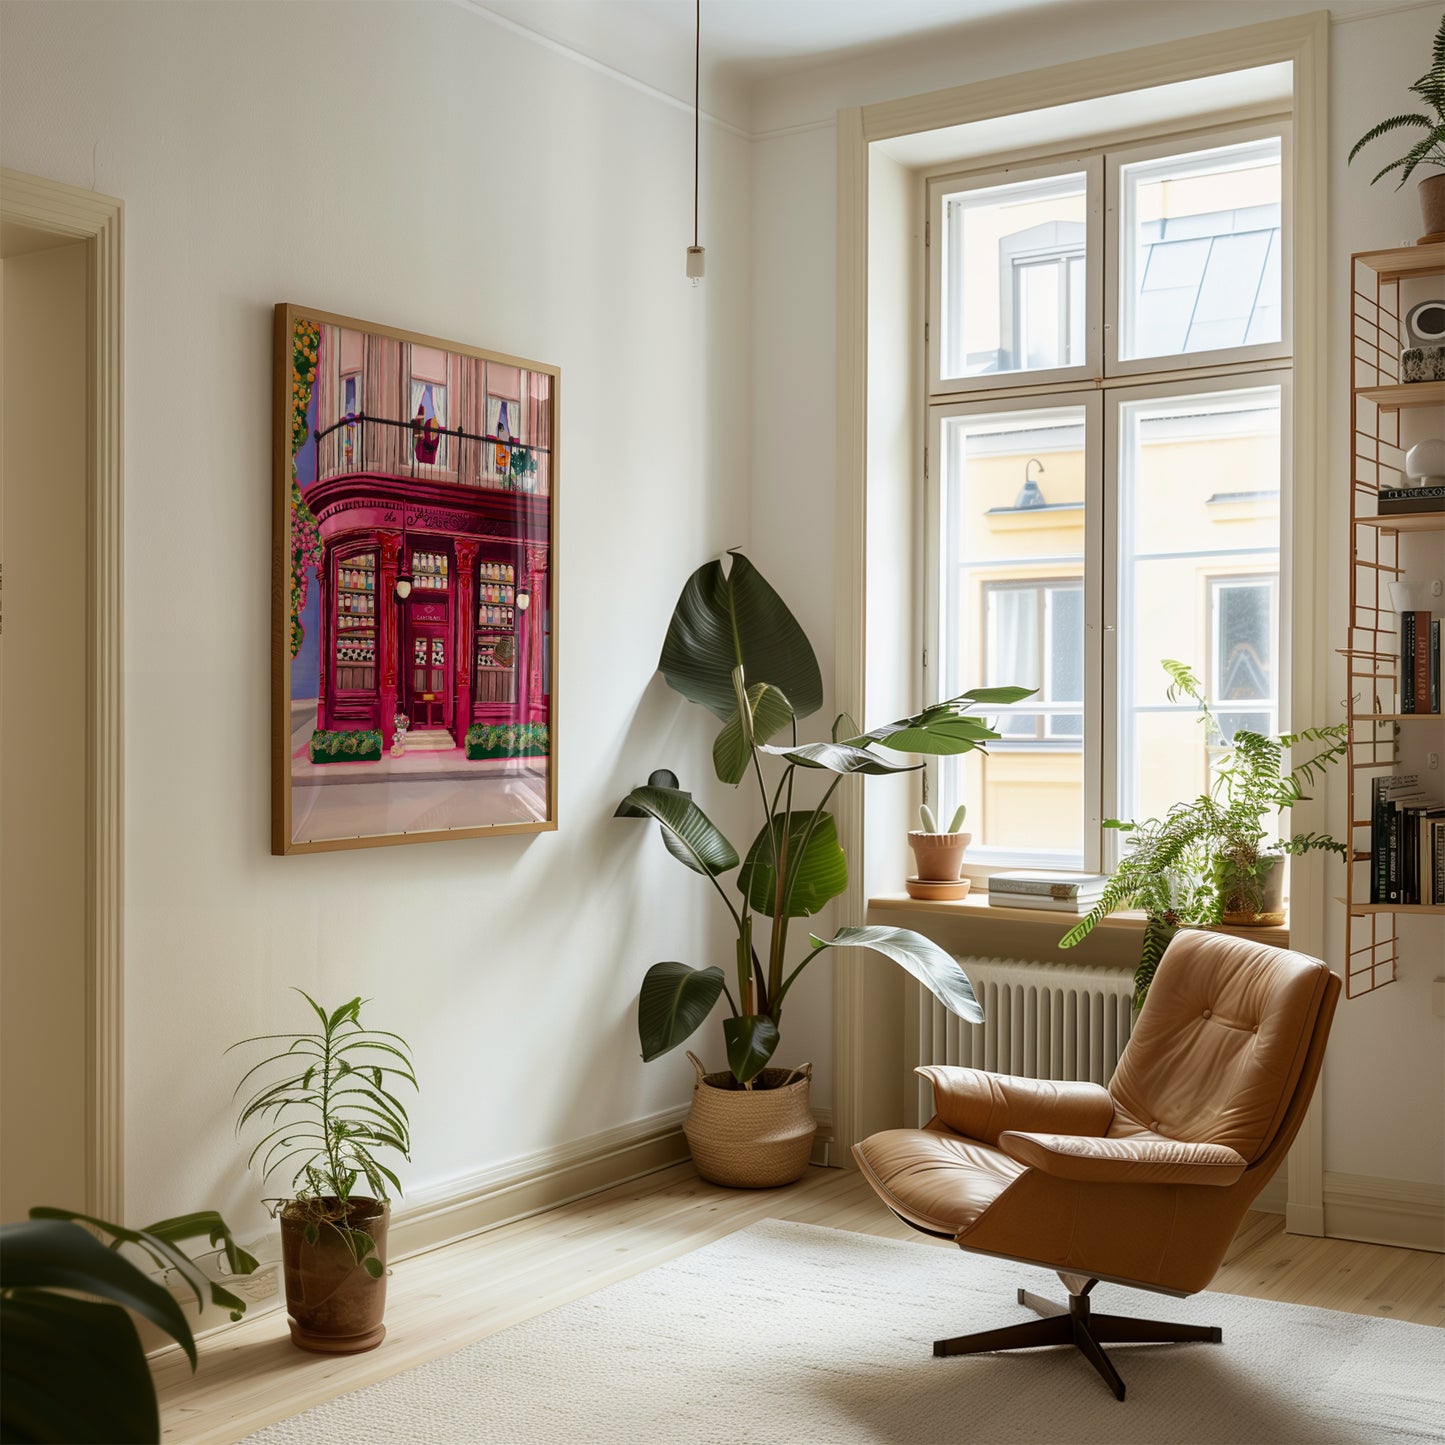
[0,1206,257,1443]
[618,551,1034,1087]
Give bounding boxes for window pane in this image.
[1018,262,1063,370]
[941,172,1087,380]
[1121,138,1282,361]
[939,405,1087,862]
[1046,585,1084,737]
[1117,388,1281,827]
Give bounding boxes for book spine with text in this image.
[1401,612,1417,714]
[1413,611,1432,715]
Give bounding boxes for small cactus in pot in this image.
[908,802,972,882]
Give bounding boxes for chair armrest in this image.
[916,1066,1114,1145]
[999,1131,1248,1186]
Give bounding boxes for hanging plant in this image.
[289,318,324,657]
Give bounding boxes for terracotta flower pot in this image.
[1419,171,1445,241]
[682,1052,815,1188]
[279,1198,390,1354]
[907,830,972,881]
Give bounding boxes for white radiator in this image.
[916,956,1135,1126]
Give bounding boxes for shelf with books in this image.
[1342,244,1445,999]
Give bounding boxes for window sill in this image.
[869,891,1290,949]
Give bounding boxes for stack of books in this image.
[986,871,1108,912]
[1369,774,1445,905]
[1378,484,1444,517]
[1398,609,1441,715]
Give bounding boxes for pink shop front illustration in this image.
[274,305,559,854]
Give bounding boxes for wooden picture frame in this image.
[272,303,559,854]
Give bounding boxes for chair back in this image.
[1107,931,1336,1165]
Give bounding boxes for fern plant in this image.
[1060,660,1347,1007]
[1347,12,1445,188]
[230,992,417,1272]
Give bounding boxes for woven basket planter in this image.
[683,1052,816,1188]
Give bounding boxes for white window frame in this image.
[1102,368,1291,860]
[924,118,1292,877]
[1106,119,1292,377]
[928,155,1104,397]
[925,388,1104,872]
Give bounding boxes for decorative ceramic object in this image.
[1405,438,1445,487]
[1401,346,1445,382]
[907,830,972,881]
[904,877,973,901]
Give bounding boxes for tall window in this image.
[927,122,1288,870]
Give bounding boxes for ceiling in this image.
[471,0,1078,116]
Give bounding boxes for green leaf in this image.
[724,1014,781,1084]
[621,785,739,876]
[362,1256,385,1278]
[638,962,725,1061]
[831,712,860,743]
[859,691,1034,755]
[658,552,822,723]
[0,1292,158,1443]
[0,1219,197,1368]
[713,682,795,785]
[960,685,1038,706]
[759,741,920,776]
[738,812,847,918]
[810,926,983,1024]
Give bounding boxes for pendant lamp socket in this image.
[686,245,706,284]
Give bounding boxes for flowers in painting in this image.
[289,318,324,656]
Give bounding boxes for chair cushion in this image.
[999,1130,1248,1185]
[916,1067,1114,1145]
[1108,932,1331,1163]
[852,1125,1025,1236]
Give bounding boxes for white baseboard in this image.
[1324,1172,1445,1253]
[1253,1174,1287,1216]
[152,1100,839,1353]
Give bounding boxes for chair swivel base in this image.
[933,1279,1223,1401]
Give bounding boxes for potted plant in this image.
[618,551,1032,1187]
[1059,660,1346,1009]
[1348,13,1445,239]
[1,1206,256,1443]
[907,801,972,892]
[230,992,417,1354]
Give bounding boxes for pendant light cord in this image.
[693,0,700,248]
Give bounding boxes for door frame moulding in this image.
[1,169,125,1220]
[833,14,1330,1234]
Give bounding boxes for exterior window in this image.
[409,379,447,467]
[1209,575,1278,743]
[938,168,1093,384]
[984,582,1085,741]
[1009,247,1086,370]
[926,120,1288,871]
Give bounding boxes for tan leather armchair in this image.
[854,930,1340,1400]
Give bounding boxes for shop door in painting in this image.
[406,614,450,732]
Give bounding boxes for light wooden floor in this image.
[155,1162,1444,1444]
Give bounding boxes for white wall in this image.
[0,0,754,1234]
[747,2,1444,1189]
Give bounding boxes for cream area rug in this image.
[243,1220,1444,1444]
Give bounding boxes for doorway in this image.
[406,616,450,732]
[0,170,124,1222]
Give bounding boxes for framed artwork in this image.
[272,303,558,853]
